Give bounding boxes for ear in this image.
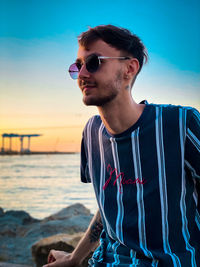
[124,58,140,80]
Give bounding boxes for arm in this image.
[43,209,103,267]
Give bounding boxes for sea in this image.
[0,154,97,219]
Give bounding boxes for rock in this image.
[0,207,4,217]
[0,235,35,265]
[32,233,96,267]
[21,214,92,239]
[43,203,91,222]
[0,224,17,237]
[0,204,93,266]
[32,233,82,266]
[0,210,40,237]
[20,203,93,239]
[0,263,31,267]
[3,210,40,225]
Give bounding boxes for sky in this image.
[0,0,200,152]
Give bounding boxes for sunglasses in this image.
[68,54,131,79]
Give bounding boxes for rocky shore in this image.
[0,204,94,267]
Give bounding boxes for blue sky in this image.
[0,0,199,151]
[1,0,200,71]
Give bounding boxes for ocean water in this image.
[0,154,97,219]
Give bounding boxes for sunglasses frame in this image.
[68,54,131,80]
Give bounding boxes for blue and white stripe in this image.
[187,128,200,153]
[155,106,181,266]
[193,109,200,127]
[185,160,200,180]
[151,259,159,267]
[129,249,138,266]
[99,123,116,240]
[131,128,153,259]
[195,210,200,231]
[110,137,124,244]
[179,107,197,267]
[86,117,95,182]
[111,241,120,265]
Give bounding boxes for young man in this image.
[43,25,200,267]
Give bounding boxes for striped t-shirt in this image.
[81,103,200,267]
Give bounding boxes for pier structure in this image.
[1,133,42,153]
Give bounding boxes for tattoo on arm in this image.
[89,212,103,243]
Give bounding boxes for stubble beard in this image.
[82,70,123,107]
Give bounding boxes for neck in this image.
[97,94,145,135]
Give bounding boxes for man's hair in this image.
[78,24,148,74]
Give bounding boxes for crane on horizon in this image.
[1,133,42,153]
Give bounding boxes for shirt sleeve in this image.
[80,132,91,183]
[185,108,200,179]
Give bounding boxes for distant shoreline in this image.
[0,151,78,156]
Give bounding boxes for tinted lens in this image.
[86,54,99,73]
[68,63,79,79]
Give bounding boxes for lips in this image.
[82,84,96,92]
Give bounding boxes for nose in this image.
[78,63,91,79]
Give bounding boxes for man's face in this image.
[77,40,126,106]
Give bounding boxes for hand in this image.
[43,250,79,267]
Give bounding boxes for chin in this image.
[83,97,99,106]
[83,94,117,107]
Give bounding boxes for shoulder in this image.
[150,103,197,116]
[82,115,102,136]
[150,103,190,111]
[148,103,199,127]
